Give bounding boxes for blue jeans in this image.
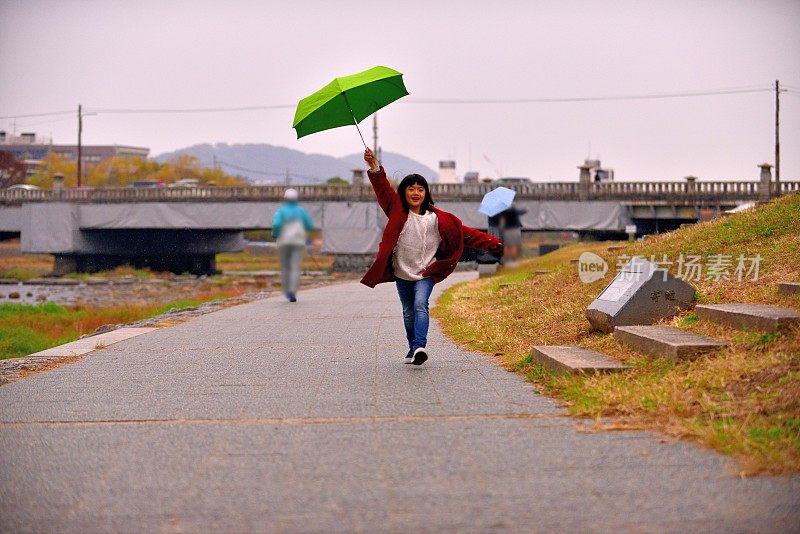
[395,277,435,351]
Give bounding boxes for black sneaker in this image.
[412,347,428,366]
[403,349,414,364]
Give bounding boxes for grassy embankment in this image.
[434,193,800,475]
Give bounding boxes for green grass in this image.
[0,302,87,359]
[152,296,228,315]
[0,292,241,360]
[0,268,41,281]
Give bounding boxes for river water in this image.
[0,276,268,307]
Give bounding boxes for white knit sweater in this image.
[392,210,442,281]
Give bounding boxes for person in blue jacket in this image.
[272,188,314,302]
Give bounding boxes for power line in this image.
[404,87,772,105]
[0,84,780,119]
[88,104,295,114]
[0,110,74,120]
[215,159,320,180]
[0,83,789,137]
[12,116,76,128]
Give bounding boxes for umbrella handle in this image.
[343,92,368,149]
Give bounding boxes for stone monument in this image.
[586,256,695,333]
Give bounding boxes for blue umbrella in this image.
[479,186,516,217]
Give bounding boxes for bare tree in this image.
[0,151,27,188]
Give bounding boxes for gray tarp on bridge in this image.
[0,206,22,232]
[319,202,386,255]
[438,200,629,232]
[15,200,629,255]
[325,200,629,254]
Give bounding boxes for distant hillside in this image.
[155,143,438,185]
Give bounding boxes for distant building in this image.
[51,144,149,163]
[438,160,457,184]
[463,171,480,184]
[0,131,149,176]
[584,158,615,182]
[0,132,51,163]
[351,168,365,186]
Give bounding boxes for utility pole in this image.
[775,79,782,194]
[77,104,83,188]
[285,167,290,186]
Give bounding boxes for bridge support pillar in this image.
[52,253,219,276]
[53,255,79,276]
[758,163,773,201]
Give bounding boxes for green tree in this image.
[28,153,248,189]
[326,176,349,186]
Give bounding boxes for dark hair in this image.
[397,174,434,214]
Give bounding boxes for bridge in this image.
[1,168,796,275]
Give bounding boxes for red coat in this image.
[360,167,503,288]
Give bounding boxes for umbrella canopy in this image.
[479,186,517,217]
[293,66,409,143]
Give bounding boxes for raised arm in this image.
[364,148,401,217]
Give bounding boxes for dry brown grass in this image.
[216,251,334,272]
[434,194,800,475]
[16,355,83,379]
[0,240,54,279]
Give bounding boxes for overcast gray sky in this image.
[1,0,798,181]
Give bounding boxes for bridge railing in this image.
[1,180,796,205]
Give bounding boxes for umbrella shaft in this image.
[343,92,368,149]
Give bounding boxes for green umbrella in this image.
[292,66,409,147]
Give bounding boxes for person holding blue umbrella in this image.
[361,148,503,365]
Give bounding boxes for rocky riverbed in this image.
[0,271,355,308]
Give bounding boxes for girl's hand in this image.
[364,148,379,171]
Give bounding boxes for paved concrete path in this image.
[1,273,798,532]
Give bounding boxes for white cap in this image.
[284,188,298,200]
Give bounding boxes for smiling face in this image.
[404,183,426,213]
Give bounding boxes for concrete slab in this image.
[696,303,800,332]
[778,282,800,297]
[26,327,159,357]
[531,346,630,375]
[614,325,726,360]
[477,263,498,277]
